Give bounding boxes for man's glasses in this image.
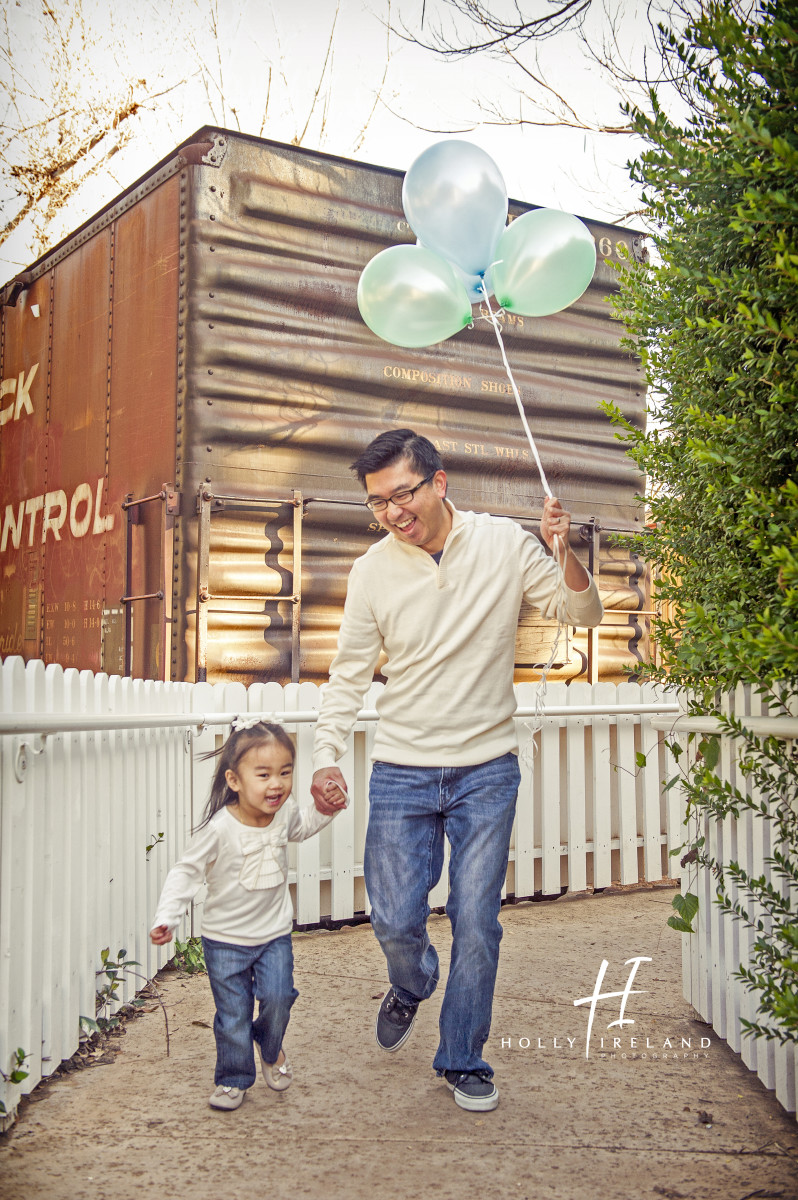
[365,470,437,513]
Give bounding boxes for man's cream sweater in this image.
[312,503,604,770]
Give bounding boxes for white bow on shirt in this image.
[238,826,288,891]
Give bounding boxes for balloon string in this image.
[478,280,553,500]
[518,530,570,770]
[475,280,570,764]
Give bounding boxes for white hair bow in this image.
[231,713,282,732]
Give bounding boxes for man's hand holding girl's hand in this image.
[311,767,349,815]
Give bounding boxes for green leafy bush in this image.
[173,936,206,974]
[606,0,798,1042]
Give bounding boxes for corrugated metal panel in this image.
[0,274,51,659]
[1,127,648,685]
[44,231,111,670]
[177,129,646,683]
[108,174,181,680]
[1,175,181,675]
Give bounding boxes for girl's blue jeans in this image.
[202,933,298,1089]
[364,752,520,1077]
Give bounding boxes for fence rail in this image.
[0,656,680,1125]
[0,701,680,738]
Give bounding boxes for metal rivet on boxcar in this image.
[209,292,214,297]
[210,246,215,252]
[207,400,213,405]
[208,369,213,375]
[205,477,211,483]
[207,446,212,452]
[210,186,216,192]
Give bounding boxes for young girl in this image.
[150,718,345,1111]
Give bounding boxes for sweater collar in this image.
[446,500,465,534]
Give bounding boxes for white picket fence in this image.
[654,687,798,1116]
[1,655,680,1124]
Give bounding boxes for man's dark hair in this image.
[350,429,443,489]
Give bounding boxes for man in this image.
[311,428,603,1112]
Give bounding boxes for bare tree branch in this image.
[353,0,393,153]
[393,0,762,141]
[480,45,635,133]
[0,0,396,272]
[400,0,593,56]
[258,65,273,139]
[372,92,477,135]
[295,1,340,145]
[0,0,186,257]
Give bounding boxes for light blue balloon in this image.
[403,141,508,277]
[492,209,597,317]
[357,244,473,348]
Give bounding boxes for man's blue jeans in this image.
[364,752,520,1077]
[202,934,298,1089]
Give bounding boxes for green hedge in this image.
[605,0,798,1043]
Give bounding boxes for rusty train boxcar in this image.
[0,127,649,685]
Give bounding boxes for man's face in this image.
[365,457,451,554]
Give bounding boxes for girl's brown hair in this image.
[197,721,295,829]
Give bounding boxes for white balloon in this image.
[403,141,508,277]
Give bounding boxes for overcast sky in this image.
[1,0,654,281]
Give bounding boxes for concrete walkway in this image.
[2,886,797,1200]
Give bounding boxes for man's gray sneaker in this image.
[444,1070,499,1112]
[375,988,419,1051]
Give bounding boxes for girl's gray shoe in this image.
[209,1085,245,1110]
[260,1047,293,1091]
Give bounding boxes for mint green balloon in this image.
[492,209,597,317]
[357,245,473,348]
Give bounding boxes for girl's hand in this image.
[150,925,173,945]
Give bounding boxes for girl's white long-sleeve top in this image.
[313,503,604,771]
[151,800,333,947]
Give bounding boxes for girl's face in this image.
[225,740,294,827]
